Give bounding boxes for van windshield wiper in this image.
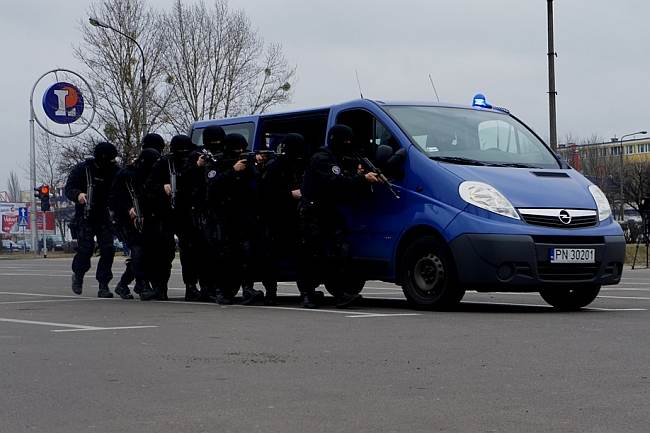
[429,156,486,166]
[485,162,540,168]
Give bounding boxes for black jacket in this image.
[146,154,194,219]
[64,158,119,224]
[300,148,369,209]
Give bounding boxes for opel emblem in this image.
[558,210,572,225]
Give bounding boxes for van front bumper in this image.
[448,234,625,290]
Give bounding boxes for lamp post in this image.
[89,17,147,137]
[547,0,558,151]
[617,130,647,221]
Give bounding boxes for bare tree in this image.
[74,0,171,162]
[623,161,650,212]
[6,171,21,203]
[160,0,295,133]
[35,132,73,238]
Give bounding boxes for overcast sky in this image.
[1,0,648,189]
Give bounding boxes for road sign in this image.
[18,207,29,226]
[42,82,84,124]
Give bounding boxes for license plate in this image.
[549,248,595,264]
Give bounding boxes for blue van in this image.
[190,96,625,310]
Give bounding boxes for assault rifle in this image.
[126,181,143,233]
[84,166,94,219]
[168,159,177,209]
[355,153,400,199]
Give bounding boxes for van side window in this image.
[191,122,256,147]
[336,109,399,161]
[258,110,330,156]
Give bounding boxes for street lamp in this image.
[616,130,647,221]
[89,17,147,137]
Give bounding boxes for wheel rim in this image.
[412,253,445,296]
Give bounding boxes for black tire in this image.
[324,278,365,297]
[400,236,465,309]
[539,284,601,310]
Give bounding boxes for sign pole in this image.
[42,211,47,258]
[29,102,38,256]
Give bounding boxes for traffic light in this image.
[34,184,51,212]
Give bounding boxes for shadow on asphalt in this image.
[158,295,587,314]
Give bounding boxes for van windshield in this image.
[384,105,560,169]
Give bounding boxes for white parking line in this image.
[0,298,102,305]
[0,317,158,332]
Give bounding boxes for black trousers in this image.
[71,219,115,284]
[145,219,175,288]
[296,204,348,296]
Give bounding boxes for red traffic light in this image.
[40,185,50,195]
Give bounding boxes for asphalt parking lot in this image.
[0,256,649,433]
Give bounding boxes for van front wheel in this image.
[539,284,601,310]
[401,237,465,309]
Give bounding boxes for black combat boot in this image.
[335,292,362,309]
[71,274,83,295]
[241,283,264,306]
[139,282,158,301]
[114,281,134,300]
[302,292,319,309]
[184,283,201,302]
[156,284,169,301]
[97,282,114,298]
[215,287,233,305]
[263,281,278,306]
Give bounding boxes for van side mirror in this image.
[375,144,394,166]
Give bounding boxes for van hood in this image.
[439,164,597,209]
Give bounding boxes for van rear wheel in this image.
[539,284,601,310]
[401,236,465,309]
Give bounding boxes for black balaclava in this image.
[327,124,355,157]
[135,148,160,183]
[142,133,165,154]
[203,126,226,154]
[223,133,249,157]
[169,134,194,162]
[93,142,118,169]
[278,133,305,162]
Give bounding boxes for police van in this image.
[190,95,625,310]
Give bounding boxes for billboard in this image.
[0,203,55,235]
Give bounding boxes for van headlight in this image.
[588,185,612,221]
[459,181,520,220]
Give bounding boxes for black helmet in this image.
[203,126,226,154]
[169,134,194,158]
[278,133,305,160]
[327,124,355,156]
[223,133,248,155]
[142,133,165,154]
[93,142,118,167]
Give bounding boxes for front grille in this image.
[532,235,604,245]
[537,263,600,281]
[519,209,598,229]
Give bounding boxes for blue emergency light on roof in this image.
[472,93,492,109]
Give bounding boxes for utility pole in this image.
[547,0,558,151]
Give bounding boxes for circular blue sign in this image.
[42,82,84,124]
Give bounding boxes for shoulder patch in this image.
[207,170,217,179]
[332,165,341,175]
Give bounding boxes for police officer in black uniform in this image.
[254,133,307,305]
[110,148,160,300]
[112,133,165,297]
[297,125,381,308]
[146,134,199,301]
[65,142,120,298]
[206,133,263,305]
[190,125,226,301]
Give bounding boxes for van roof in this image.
[191,99,508,128]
